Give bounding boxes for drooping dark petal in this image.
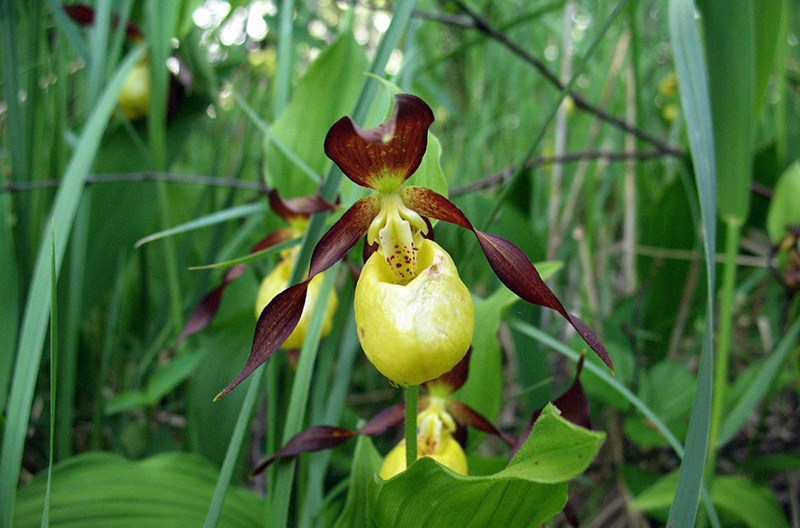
[216,197,379,400]
[512,354,590,458]
[175,228,294,348]
[446,399,515,447]
[358,402,406,436]
[400,185,613,373]
[216,282,310,400]
[269,189,337,223]
[251,425,357,476]
[423,349,471,396]
[324,94,434,190]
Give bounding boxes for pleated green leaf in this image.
[14,452,264,528]
[367,404,604,528]
[754,0,786,116]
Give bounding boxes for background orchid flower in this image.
[174,190,335,350]
[216,93,612,400]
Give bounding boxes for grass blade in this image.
[134,202,266,248]
[273,0,295,116]
[0,190,19,409]
[0,44,146,528]
[719,316,800,445]
[667,0,718,526]
[41,226,57,528]
[202,374,263,528]
[233,90,323,186]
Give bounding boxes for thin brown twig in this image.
[451,0,684,158]
[449,149,676,197]
[0,172,272,194]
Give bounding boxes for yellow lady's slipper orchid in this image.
[255,248,338,350]
[379,398,467,478]
[355,238,473,386]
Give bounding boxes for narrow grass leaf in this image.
[135,202,266,248]
[45,0,91,64]
[203,374,262,528]
[233,91,323,187]
[0,44,146,528]
[667,2,718,526]
[41,227,57,528]
[719,316,800,445]
[0,191,19,409]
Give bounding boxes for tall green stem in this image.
[405,385,418,469]
[709,220,741,456]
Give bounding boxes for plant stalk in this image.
[405,384,418,469]
[709,220,741,457]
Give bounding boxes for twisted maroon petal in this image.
[400,185,613,373]
[251,426,357,476]
[268,189,337,223]
[324,94,434,190]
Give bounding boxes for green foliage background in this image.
[1,0,799,527]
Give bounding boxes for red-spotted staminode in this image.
[215,94,612,400]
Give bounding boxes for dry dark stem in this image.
[451,0,684,158]
[0,172,271,194]
[449,149,677,197]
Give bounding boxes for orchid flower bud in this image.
[355,239,474,386]
[255,249,338,350]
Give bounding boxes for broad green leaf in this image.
[332,436,383,528]
[367,404,604,528]
[266,31,368,198]
[766,161,800,243]
[453,285,518,441]
[633,472,789,528]
[703,0,755,224]
[14,452,264,528]
[406,133,448,199]
[641,360,696,424]
[455,262,561,445]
